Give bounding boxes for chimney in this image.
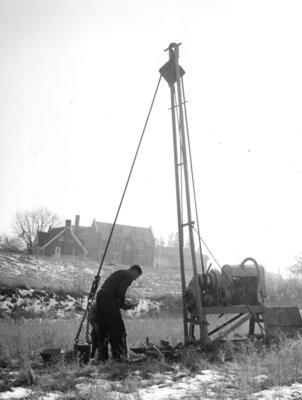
[65,219,71,228]
[75,215,80,232]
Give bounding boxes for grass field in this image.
[2,314,302,399]
[2,252,302,399]
[0,316,184,359]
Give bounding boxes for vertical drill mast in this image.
[160,43,209,346]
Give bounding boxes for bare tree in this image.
[155,236,165,247]
[289,254,302,276]
[167,232,179,248]
[13,206,60,253]
[0,234,24,253]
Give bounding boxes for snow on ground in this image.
[0,371,223,400]
[0,389,61,399]
[0,253,81,284]
[0,286,85,317]
[126,299,161,316]
[0,252,183,299]
[252,383,302,399]
[0,388,32,399]
[0,286,163,318]
[0,253,170,318]
[2,372,302,399]
[137,370,222,400]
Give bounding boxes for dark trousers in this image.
[96,290,127,361]
[90,323,99,358]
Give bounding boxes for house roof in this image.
[36,231,51,247]
[47,227,65,240]
[37,226,88,254]
[36,227,65,247]
[94,221,155,244]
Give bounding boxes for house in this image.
[34,220,88,258]
[154,245,209,270]
[34,215,155,265]
[73,215,155,267]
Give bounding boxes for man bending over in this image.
[96,264,142,361]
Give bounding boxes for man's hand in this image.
[129,302,139,309]
[122,302,139,310]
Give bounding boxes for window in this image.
[69,236,73,242]
[139,240,144,250]
[55,247,61,256]
[125,241,131,251]
[59,235,63,241]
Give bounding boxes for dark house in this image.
[73,216,155,267]
[34,220,88,258]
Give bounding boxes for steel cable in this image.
[74,75,163,344]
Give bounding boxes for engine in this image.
[185,258,267,313]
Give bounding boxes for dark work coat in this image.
[95,269,136,360]
[100,269,136,309]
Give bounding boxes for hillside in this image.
[0,252,97,292]
[0,252,183,297]
[0,252,181,318]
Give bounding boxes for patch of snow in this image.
[139,370,221,400]
[76,380,112,395]
[0,286,84,317]
[0,253,87,287]
[74,370,221,400]
[18,289,33,297]
[190,370,220,383]
[0,387,32,399]
[252,382,302,399]
[37,394,62,399]
[48,298,59,308]
[5,373,302,400]
[126,299,161,317]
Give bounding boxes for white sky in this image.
[1,0,302,273]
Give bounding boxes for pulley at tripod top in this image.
[159,61,185,87]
